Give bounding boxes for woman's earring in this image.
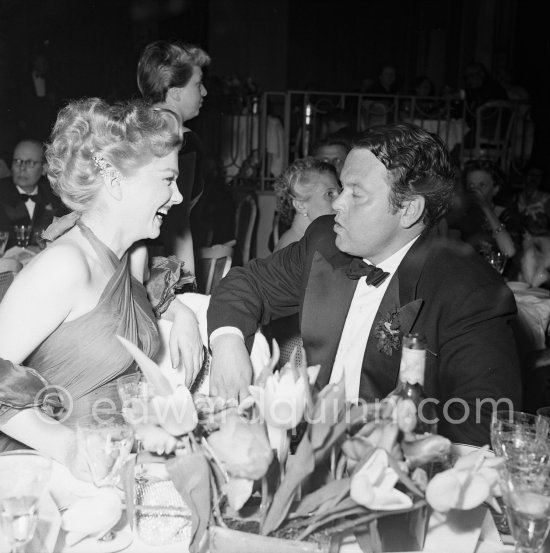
[302,211,308,218]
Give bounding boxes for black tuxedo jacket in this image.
[0,176,66,248]
[208,215,522,446]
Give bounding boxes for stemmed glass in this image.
[498,446,550,553]
[76,412,134,489]
[117,373,154,482]
[0,450,52,553]
[491,410,550,548]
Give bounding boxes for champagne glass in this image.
[499,447,550,553]
[0,450,52,553]
[491,410,550,536]
[491,410,549,459]
[12,225,32,249]
[76,412,134,488]
[117,373,153,482]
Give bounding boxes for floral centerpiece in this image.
[118,337,504,553]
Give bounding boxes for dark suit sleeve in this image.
[435,279,521,447]
[207,218,330,347]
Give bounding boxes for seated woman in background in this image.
[273,157,341,251]
[451,159,520,277]
[0,98,202,469]
[267,158,340,367]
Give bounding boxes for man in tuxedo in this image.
[0,139,65,248]
[207,122,522,447]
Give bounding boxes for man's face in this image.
[332,148,405,264]
[11,141,45,191]
[315,144,348,176]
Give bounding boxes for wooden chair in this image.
[196,244,233,295]
[225,194,258,266]
[465,100,517,172]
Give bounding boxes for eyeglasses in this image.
[12,158,42,169]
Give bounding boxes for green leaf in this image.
[260,433,316,535]
[167,452,211,553]
[293,478,351,517]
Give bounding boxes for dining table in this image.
[25,455,521,553]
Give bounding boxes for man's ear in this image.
[400,196,425,228]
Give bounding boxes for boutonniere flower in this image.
[44,203,54,211]
[374,308,402,355]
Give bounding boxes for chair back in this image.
[470,100,517,171]
[196,244,233,295]
[272,211,280,249]
[234,194,258,265]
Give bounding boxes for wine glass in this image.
[491,410,550,536]
[116,373,154,481]
[498,446,550,553]
[491,410,549,459]
[12,225,32,249]
[76,412,134,488]
[0,450,52,553]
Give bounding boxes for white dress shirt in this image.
[16,185,38,219]
[329,237,419,402]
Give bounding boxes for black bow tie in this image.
[346,258,390,287]
[20,193,37,203]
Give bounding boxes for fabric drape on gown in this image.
[0,221,160,448]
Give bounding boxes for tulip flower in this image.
[249,361,308,465]
[206,410,273,481]
[350,449,413,511]
[425,446,504,512]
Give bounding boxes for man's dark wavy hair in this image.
[353,122,456,227]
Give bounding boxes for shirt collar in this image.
[364,235,421,276]
[16,185,38,196]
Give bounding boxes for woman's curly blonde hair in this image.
[273,157,338,225]
[46,97,182,212]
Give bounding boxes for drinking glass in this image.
[0,231,9,256]
[0,450,52,553]
[12,225,32,249]
[499,447,550,553]
[491,410,550,536]
[491,410,550,459]
[116,373,153,481]
[537,406,550,422]
[76,412,134,488]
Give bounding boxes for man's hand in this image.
[209,334,253,401]
[165,300,204,387]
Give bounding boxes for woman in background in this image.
[273,157,340,251]
[137,40,210,273]
[268,158,340,367]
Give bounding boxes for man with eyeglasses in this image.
[0,139,65,249]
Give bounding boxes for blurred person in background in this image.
[137,40,210,273]
[0,139,65,248]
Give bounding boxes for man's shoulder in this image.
[303,215,341,259]
[412,232,512,296]
[0,177,18,202]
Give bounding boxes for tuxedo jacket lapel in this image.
[301,250,356,390]
[358,231,432,399]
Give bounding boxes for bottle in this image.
[386,333,437,435]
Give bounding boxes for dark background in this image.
[1,0,549,175]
